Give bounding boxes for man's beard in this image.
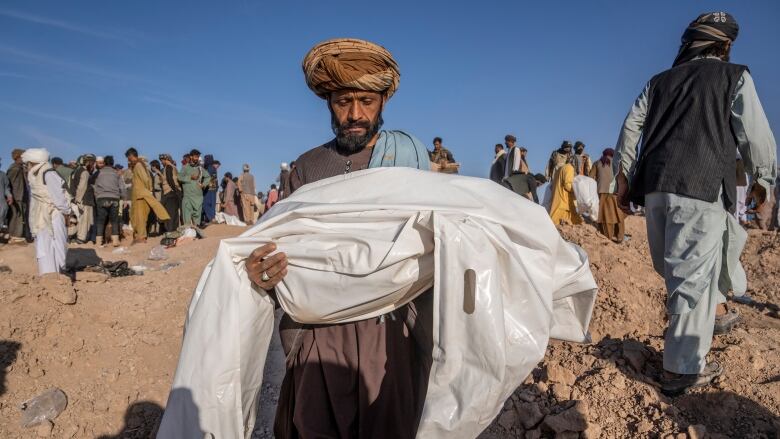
[331,112,383,153]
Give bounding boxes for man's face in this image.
[576,146,584,154]
[520,149,527,158]
[434,141,442,151]
[96,160,104,169]
[127,155,138,166]
[505,140,516,149]
[190,154,200,165]
[495,146,503,155]
[329,90,384,152]
[86,160,96,172]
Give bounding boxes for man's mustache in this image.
[338,120,371,131]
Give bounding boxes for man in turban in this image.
[237,163,256,225]
[245,38,430,438]
[21,148,71,274]
[614,12,777,395]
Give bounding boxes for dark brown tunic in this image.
[274,140,430,439]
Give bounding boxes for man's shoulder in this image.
[294,140,337,167]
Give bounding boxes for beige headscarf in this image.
[302,38,400,99]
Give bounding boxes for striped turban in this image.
[302,38,400,100]
[673,12,739,67]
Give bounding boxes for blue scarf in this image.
[368,130,431,170]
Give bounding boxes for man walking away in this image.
[7,149,28,243]
[22,149,71,274]
[549,156,582,225]
[159,154,182,232]
[490,144,506,183]
[589,148,625,242]
[93,156,125,247]
[615,12,777,395]
[70,154,96,244]
[237,164,257,225]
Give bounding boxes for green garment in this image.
[179,164,210,199]
[55,166,73,190]
[179,164,210,226]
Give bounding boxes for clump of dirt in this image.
[0,225,244,438]
[480,216,780,439]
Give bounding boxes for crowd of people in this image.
[488,134,780,244]
[0,147,289,253]
[487,137,628,243]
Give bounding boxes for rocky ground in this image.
[0,217,778,438]
[479,217,780,439]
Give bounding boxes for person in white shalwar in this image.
[22,148,71,275]
[615,12,777,395]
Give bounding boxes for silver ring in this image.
[261,271,270,282]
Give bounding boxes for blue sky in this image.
[1,1,778,189]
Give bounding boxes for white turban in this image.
[21,148,50,164]
[243,163,250,172]
[96,156,105,162]
[280,162,289,171]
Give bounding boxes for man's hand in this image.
[5,196,11,205]
[246,243,288,291]
[191,173,199,180]
[615,170,633,215]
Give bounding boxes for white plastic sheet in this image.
[573,175,599,219]
[214,212,247,227]
[158,168,598,439]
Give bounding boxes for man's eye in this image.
[360,99,373,105]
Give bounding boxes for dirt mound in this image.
[0,225,244,438]
[480,217,780,438]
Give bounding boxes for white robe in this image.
[158,168,598,439]
[28,166,71,274]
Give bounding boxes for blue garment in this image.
[203,190,217,222]
[368,130,431,170]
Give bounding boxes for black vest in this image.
[629,58,747,212]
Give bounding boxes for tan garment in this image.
[303,38,400,99]
[590,160,614,194]
[240,193,255,225]
[130,161,169,239]
[76,205,93,241]
[130,198,150,240]
[598,194,625,241]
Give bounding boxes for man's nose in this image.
[348,102,363,122]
